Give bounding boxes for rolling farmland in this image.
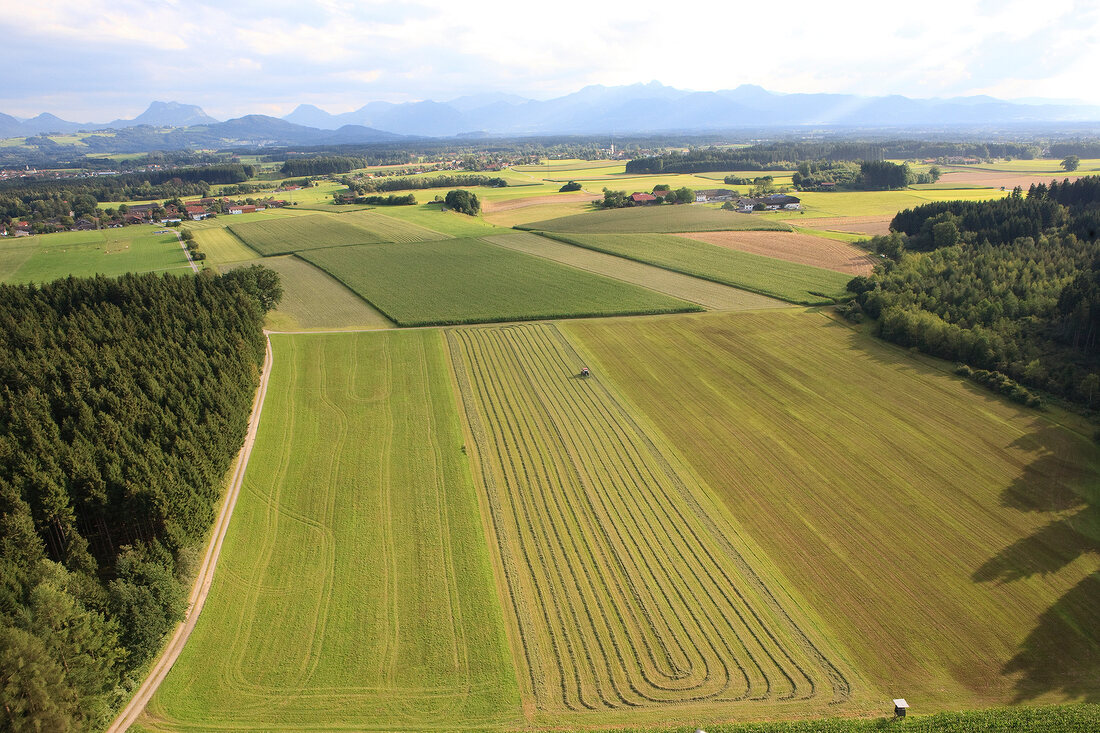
[141,331,520,731]
[300,238,699,326]
[227,255,392,331]
[565,310,1100,709]
[485,232,789,311]
[523,206,793,234]
[448,323,854,722]
[676,231,879,275]
[547,232,850,304]
[191,225,260,264]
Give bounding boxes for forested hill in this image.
[0,267,280,730]
[847,177,1100,411]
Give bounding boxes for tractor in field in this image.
[580,367,590,378]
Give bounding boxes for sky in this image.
[1,0,1098,121]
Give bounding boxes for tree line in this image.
[280,156,367,176]
[0,267,281,730]
[344,173,507,194]
[846,177,1100,411]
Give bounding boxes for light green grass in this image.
[227,213,386,255]
[448,322,858,724]
[299,237,699,326]
[141,331,522,731]
[364,203,501,238]
[547,232,849,304]
[484,232,789,311]
[335,209,450,242]
[796,188,1008,218]
[224,255,392,331]
[0,228,190,283]
[567,309,1100,710]
[523,205,794,234]
[189,226,259,265]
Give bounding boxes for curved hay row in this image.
[447,324,847,713]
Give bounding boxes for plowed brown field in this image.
[677,230,877,275]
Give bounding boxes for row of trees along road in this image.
[0,267,281,731]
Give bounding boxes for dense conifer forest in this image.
[847,177,1100,410]
[0,267,280,730]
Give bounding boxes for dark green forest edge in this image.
[842,177,1100,417]
[0,267,281,730]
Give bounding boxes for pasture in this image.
[523,205,793,234]
[226,255,392,331]
[547,232,850,304]
[485,232,788,311]
[140,331,521,731]
[566,310,1100,709]
[189,225,259,264]
[0,227,191,283]
[299,237,699,326]
[365,202,501,238]
[676,230,878,275]
[448,323,856,723]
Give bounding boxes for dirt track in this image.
[106,333,274,733]
[678,230,878,275]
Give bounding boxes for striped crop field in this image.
[228,213,388,255]
[140,331,521,731]
[334,209,450,242]
[299,238,699,326]
[484,232,789,311]
[448,323,855,724]
[565,310,1100,710]
[522,205,792,234]
[547,232,850,304]
[367,203,502,238]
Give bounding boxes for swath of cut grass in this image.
[484,232,789,311]
[190,226,259,265]
[140,331,521,731]
[448,323,853,724]
[546,232,849,305]
[299,237,699,327]
[521,205,793,234]
[565,309,1100,711]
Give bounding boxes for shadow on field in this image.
[972,425,1100,703]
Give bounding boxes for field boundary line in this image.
[172,230,200,274]
[106,332,275,733]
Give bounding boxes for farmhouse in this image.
[228,204,257,214]
[695,188,736,203]
[629,192,657,204]
[185,205,208,220]
[762,194,801,210]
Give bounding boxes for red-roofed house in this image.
[630,192,657,204]
[185,206,208,220]
[227,204,257,214]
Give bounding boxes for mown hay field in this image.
[485,232,789,311]
[547,232,850,304]
[225,255,392,331]
[0,227,191,283]
[140,331,521,731]
[523,205,793,234]
[448,323,857,725]
[565,310,1100,710]
[300,238,699,326]
[676,230,879,275]
[782,215,893,238]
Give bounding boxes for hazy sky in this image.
[2,0,1098,120]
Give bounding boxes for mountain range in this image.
[4,82,1100,146]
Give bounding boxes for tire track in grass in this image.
[449,322,847,714]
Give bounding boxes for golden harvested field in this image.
[782,215,893,237]
[677,231,878,276]
[566,310,1100,710]
[481,192,602,213]
[485,232,789,311]
[448,323,856,724]
[935,166,1083,189]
